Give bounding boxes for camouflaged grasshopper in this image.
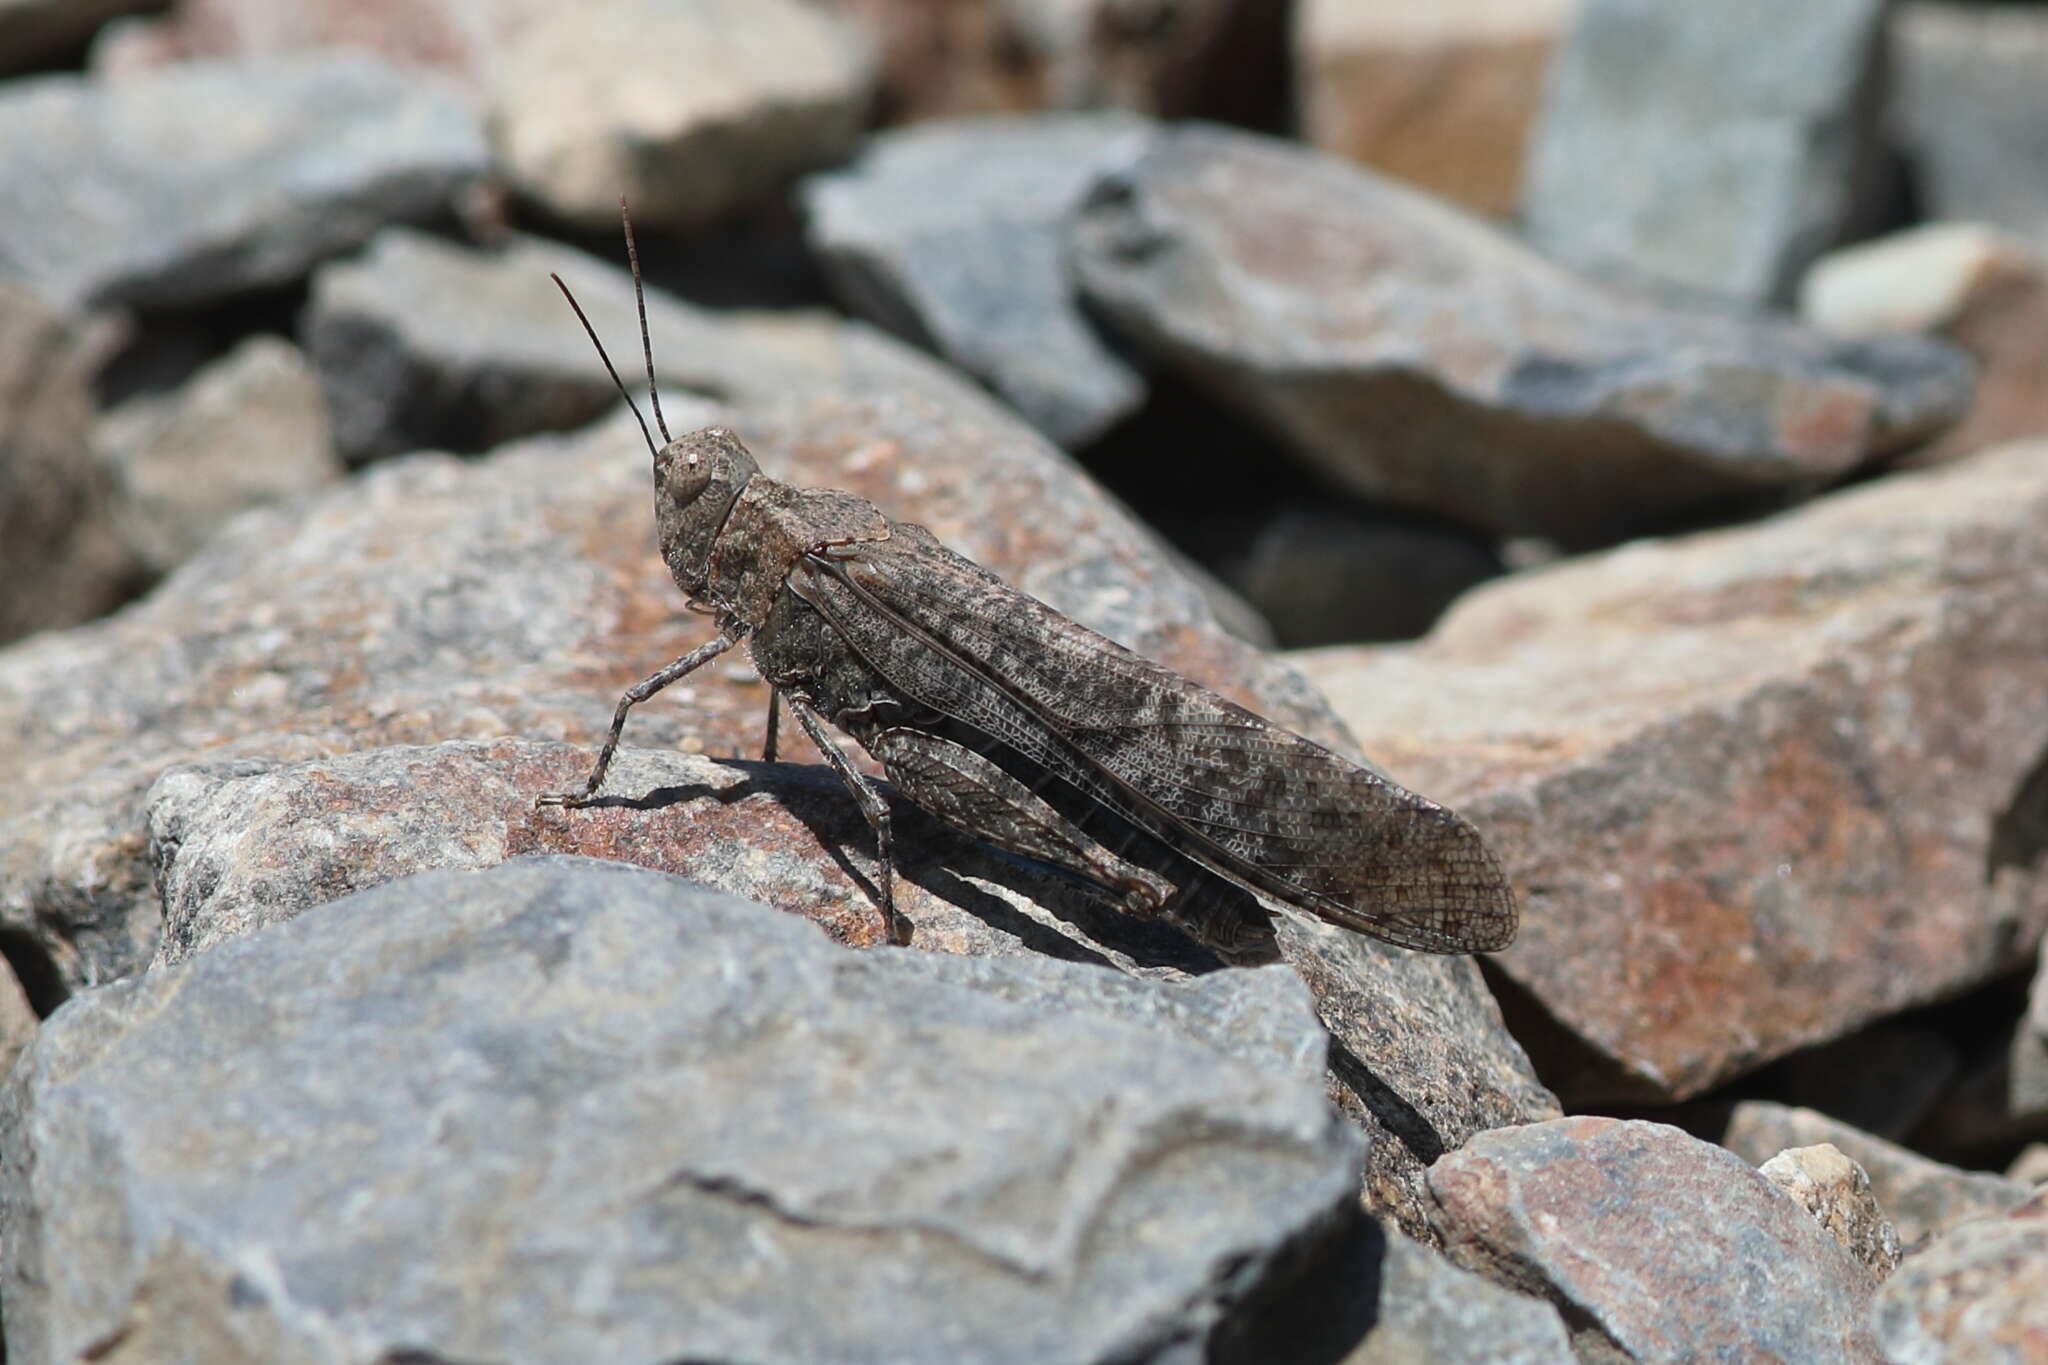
[538,219,1516,962]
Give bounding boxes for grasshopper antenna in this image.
[550,272,658,462]
[619,195,672,445]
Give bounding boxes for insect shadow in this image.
[598,756,1235,976]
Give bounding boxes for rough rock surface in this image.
[1427,1117,1885,1363]
[0,343,1554,1236]
[803,113,1154,447]
[0,55,487,312]
[94,335,340,575]
[1293,443,2048,1101]
[0,0,158,72]
[1072,125,1971,548]
[1723,1102,2037,1249]
[1521,0,1890,304]
[1872,1190,2048,1365]
[0,856,1361,1365]
[0,280,139,645]
[1757,1143,1901,1281]
[1895,2,2048,259]
[492,0,876,231]
[88,0,548,81]
[1293,0,1573,217]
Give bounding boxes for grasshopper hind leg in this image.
[863,727,1173,919]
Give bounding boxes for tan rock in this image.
[1295,0,1574,216]
[1758,1143,1901,1281]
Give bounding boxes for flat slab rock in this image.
[0,328,1554,1235]
[1293,441,2048,1102]
[1428,1117,1885,1363]
[0,54,487,312]
[1071,124,1972,548]
[0,856,1359,1365]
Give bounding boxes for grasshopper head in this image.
[654,426,759,596]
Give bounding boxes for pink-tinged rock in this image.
[1294,0,1574,217]
[1722,1103,2035,1250]
[1293,443,2048,1102]
[1872,1190,2048,1364]
[1071,125,1971,549]
[1427,1117,1884,1362]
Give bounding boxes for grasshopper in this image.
[538,218,1516,962]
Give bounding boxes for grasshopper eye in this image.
[655,440,712,505]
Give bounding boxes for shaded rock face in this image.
[0,54,488,313]
[1521,0,1891,305]
[1071,125,1971,549]
[1293,441,2048,1104]
[1872,1190,2048,1364]
[0,857,1362,1365]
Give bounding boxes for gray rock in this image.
[0,315,1555,1236]
[1520,0,1891,305]
[0,856,1359,1365]
[1757,1143,1901,1282]
[2017,937,2048,1116]
[94,335,341,574]
[303,227,977,465]
[1428,1118,1885,1363]
[1072,124,1971,548]
[1895,3,2048,261]
[1872,1191,2048,1365]
[0,279,140,645]
[1291,442,2048,1102]
[803,113,1154,447]
[1722,1102,2036,1250]
[492,0,875,231]
[0,0,158,73]
[0,55,488,313]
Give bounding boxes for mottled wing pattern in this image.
[798,532,1516,953]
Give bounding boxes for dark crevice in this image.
[0,927,70,1019]
[1207,1202,1382,1365]
[1325,1036,1445,1167]
[1988,744,2048,883]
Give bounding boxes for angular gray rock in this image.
[0,318,1555,1235]
[803,113,1154,447]
[0,0,158,73]
[1292,442,2048,1102]
[1072,125,1971,548]
[1427,1118,1885,1363]
[0,55,488,313]
[1757,1143,1901,1282]
[1723,1102,2036,1249]
[1872,1190,2048,1365]
[1894,3,2048,260]
[1521,0,1891,304]
[492,0,876,231]
[0,856,1360,1365]
[0,280,139,645]
[94,335,341,574]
